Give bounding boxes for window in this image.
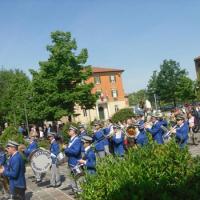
[112,89,118,98]
[94,76,101,84]
[110,75,116,83]
[83,109,87,117]
[96,90,102,98]
[115,105,119,112]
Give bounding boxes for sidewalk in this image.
[25,164,75,200]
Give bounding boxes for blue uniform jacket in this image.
[93,129,105,151]
[79,131,87,153]
[112,132,125,156]
[102,127,110,146]
[84,147,96,174]
[175,122,189,148]
[24,141,38,158]
[135,130,148,146]
[147,121,164,144]
[138,120,145,131]
[0,151,6,166]
[50,140,60,164]
[65,136,81,167]
[3,152,26,194]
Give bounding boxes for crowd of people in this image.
[0,104,200,199]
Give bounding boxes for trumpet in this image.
[162,125,177,140]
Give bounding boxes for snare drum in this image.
[30,148,52,173]
[57,152,66,164]
[72,164,85,178]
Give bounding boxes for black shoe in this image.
[55,183,61,188]
[46,185,55,188]
[36,180,42,184]
[64,185,72,190]
[68,191,75,195]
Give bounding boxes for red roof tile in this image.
[92,67,124,73]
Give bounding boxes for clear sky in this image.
[0,0,200,93]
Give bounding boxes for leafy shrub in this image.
[0,126,25,146]
[37,139,50,149]
[111,108,134,123]
[81,140,200,200]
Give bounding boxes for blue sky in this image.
[0,0,200,93]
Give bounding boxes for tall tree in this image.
[147,70,159,104]
[128,89,147,106]
[176,76,196,102]
[156,60,187,106]
[147,59,196,106]
[0,69,30,126]
[29,31,97,122]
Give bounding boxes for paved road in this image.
[25,164,75,200]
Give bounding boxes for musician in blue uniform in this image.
[136,113,145,130]
[78,136,96,174]
[0,143,6,166]
[47,132,61,188]
[112,124,125,157]
[24,131,41,183]
[0,140,26,200]
[64,126,82,193]
[93,121,106,158]
[171,114,189,148]
[133,123,148,146]
[78,124,87,157]
[0,143,8,197]
[144,113,164,144]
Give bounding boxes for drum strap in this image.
[68,136,78,148]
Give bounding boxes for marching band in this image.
[0,110,192,199]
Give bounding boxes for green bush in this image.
[80,140,200,200]
[111,108,134,123]
[0,126,25,147]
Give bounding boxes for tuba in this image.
[126,125,137,138]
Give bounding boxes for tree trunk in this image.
[173,98,176,107]
[68,115,72,122]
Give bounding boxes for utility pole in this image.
[154,93,158,111]
[24,103,29,135]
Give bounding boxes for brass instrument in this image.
[126,126,137,138]
[0,165,9,193]
[162,125,178,141]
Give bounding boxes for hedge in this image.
[111,108,134,123]
[80,140,200,200]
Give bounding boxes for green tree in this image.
[29,31,97,122]
[176,76,196,102]
[128,89,147,106]
[147,70,159,104]
[156,60,187,106]
[0,69,30,126]
[147,60,196,107]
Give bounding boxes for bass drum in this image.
[30,148,52,173]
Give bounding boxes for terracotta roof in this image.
[194,56,200,61]
[92,67,124,73]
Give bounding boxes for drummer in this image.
[47,132,61,188]
[0,140,26,200]
[64,126,82,193]
[24,131,41,183]
[78,135,96,174]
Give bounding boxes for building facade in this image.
[194,56,200,79]
[74,67,129,123]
